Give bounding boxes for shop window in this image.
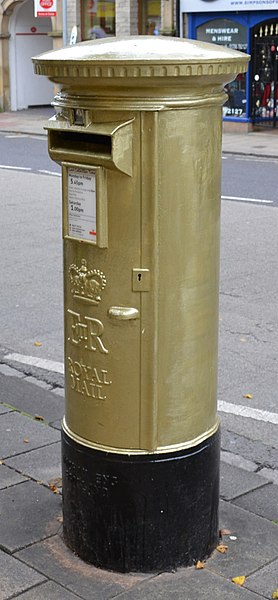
[252,21,278,122]
[139,0,161,35]
[81,0,115,40]
[197,19,248,119]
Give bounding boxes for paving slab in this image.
[52,387,65,397]
[207,500,278,578]
[0,403,12,414]
[245,558,278,599]
[0,480,62,553]
[233,483,278,522]
[221,450,257,472]
[23,376,52,390]
[110,567,260,600]
[0,364,25,378]
[0,411,60,459]
[220,408,278,451]
[3,359,65,389]
[13,580,82,600]
[220,462,268,500]
[5,441,61,485]
[0,373,64,423]
[50,418,62,431]
[16,535,152,600]
[0,549,45,600]
[0,463,27,489]
[259,468,278,485]
[221,429,278,470]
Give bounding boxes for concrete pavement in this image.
[1,365,277,599]
[0,109,277,599]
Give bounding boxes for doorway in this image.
[9,0,54,110]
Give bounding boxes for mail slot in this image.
[50,131,112,156]
[33,36,249,573]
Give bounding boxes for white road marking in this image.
[2,133,46,141]
[219,400,278,425]
[5,353,64,374]
[221,195,273,204]
[0,165,31,171]
[0,165,60,176]
[234,157,278,164]
[5,134,29,138]
[38,169,61,177]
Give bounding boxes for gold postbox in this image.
[33,37,249,573]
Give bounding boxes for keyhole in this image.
[137,273,142,282]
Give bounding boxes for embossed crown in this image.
[69,259,106,305]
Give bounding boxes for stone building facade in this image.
[0,0,175,111]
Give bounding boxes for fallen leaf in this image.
[23,438,29,444]
[232,576,246,586]
[57,515,63,523]
[34,414,44,421]
[217,544,228,554]
[272,590,278,599]
[34,341,42,347]
[220,528,232,536]
[195,560,205,569]
[49,477,62,488]
[0,459,3,465]
[49,483,60,494]
[240,337,247,342]
[243,394,253,399]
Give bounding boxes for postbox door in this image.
[63,127,143,452]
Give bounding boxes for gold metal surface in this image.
[132,269,151,292]
[108,307,140,320]
[62,416,220,455]
[34,37,249,454]
[49,119,134,176]
[33,36,249,86]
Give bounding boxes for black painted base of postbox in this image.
[61,427,220,573]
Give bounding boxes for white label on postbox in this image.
[68,168,96,242]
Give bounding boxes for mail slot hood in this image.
[46,116,134,176]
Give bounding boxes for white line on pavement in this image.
[5,353,64,374]
[218,400,278,425]
[38,169,61,176]
[221,195,273,204]
[0,164,31,171]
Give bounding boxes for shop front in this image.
[180,0,278,129]
[80,0,162,40]
[81,0,116,39]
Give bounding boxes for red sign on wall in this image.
[34,0,56,17]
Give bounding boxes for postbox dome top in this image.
[33,36,249,82]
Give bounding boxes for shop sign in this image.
[197,19,248,50]
[181,0,278,12]
[34,0,56,17]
